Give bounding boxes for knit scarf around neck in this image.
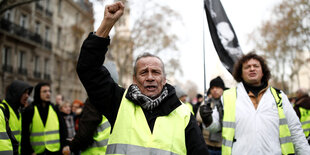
[128,84,168,110]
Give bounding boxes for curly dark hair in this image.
[232,52,271,83]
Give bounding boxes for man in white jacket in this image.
[200,52,310,155]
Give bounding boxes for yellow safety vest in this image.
[299,107,310,138]
[0,108,13,154]
[81,116,111,155]
[1,99,21,153]
[222,87,295,155]
[30,105,60,154]
[106,91,191,155]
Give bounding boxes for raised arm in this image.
[96,1,124,37]
[76,1,125,127]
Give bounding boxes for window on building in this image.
[38,0,44,7]
[45,26,50,41]
[2,46,13,72]
[4,10,12,21]
[18,50,27,75]
[35,21,40,34]
[34,56,40,72]
[43,58,51,79]
[46,0,50,10]
[2,46,12,66]
[18,51,27,70]
[33,56,41,78]
[36,0,43,5]
[57,26,62,47]
[58,0,62,14]
[35,0,43,11]
[19,14,27,28]
[44,58,50,75]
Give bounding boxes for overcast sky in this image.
[93,0,282,93]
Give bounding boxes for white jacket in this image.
[206,82,310,155]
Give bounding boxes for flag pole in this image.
[202,0,207,102]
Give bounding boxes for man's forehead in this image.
[211,86,223,90]
[138,56,161,61]
[243,58,260,65]
[137,57,163,67]
[41,85,50,90]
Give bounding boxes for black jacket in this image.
[76,33,209,155]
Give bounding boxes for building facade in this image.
[0,0,94,102]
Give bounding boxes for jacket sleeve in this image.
[76,33,125,127]
[205,99,222,133]
[204,106,221,133]
[185,114,209,155]
[282,93,310,154]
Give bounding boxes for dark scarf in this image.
[243,81,268,97]
[128,84,168,110]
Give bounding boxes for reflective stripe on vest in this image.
[299,107,310,137]
[107,143,178,155]
[30,105,60,154]
[106,90,190,155]
[81,116,111,155]
[222,87,295,155]
[0,109,13,155]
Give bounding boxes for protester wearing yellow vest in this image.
[293,88,310,144]
[200,52,310,155]
[197,76,226,155]
[21,82,69,155]
[69,99,110,154]
[70,62,119,154]
[75,2,209,154]
[0,80,32,155]
[81,115,111,155]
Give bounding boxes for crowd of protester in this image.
[1,1,310,155]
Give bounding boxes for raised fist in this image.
[104,1,125,21]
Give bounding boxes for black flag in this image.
[204,0,243,73]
